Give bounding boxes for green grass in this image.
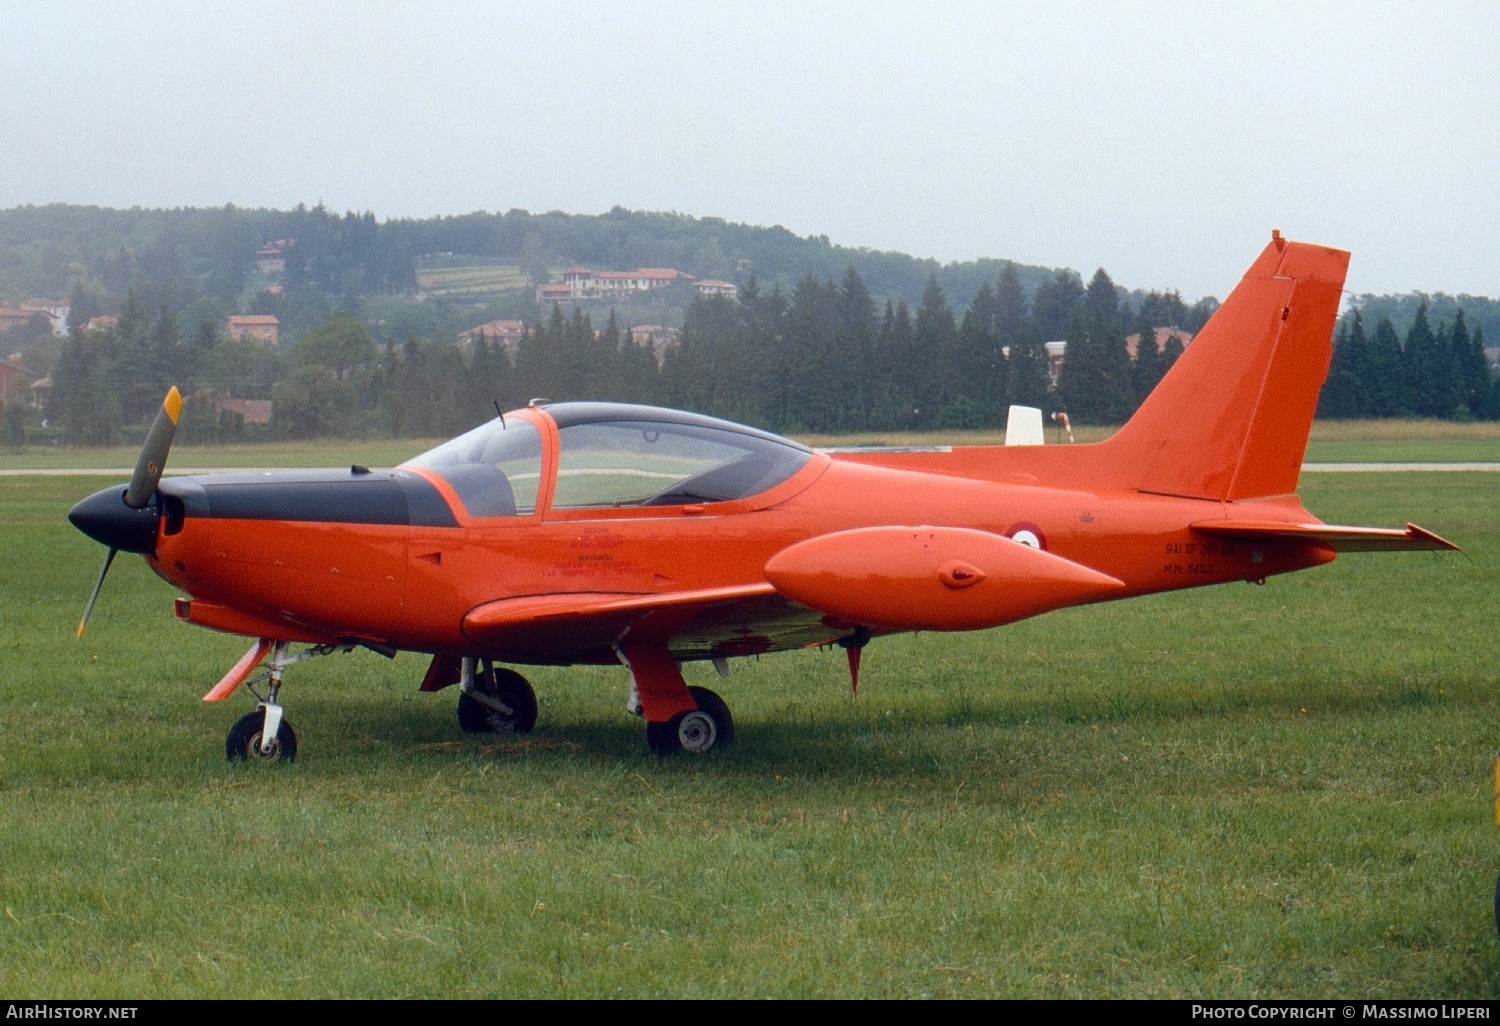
[0,474,1496,997]
[1303,439,1500,463]
[0,439,442,471]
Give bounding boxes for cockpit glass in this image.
[553,420,811,509]
[405,419,542,516]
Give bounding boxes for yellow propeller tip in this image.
[164,386,183,425]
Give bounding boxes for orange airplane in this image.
[68,232,1456,762]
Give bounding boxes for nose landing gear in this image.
[219,640,356,763]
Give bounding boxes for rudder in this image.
[1105,233,1349,502]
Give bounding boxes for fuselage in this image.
[134,404,1333,666]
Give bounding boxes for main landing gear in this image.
[644,686,734,755]
[457,657,538,735]
[620,645,734,756]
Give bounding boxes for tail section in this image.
[1105,233,1349,501]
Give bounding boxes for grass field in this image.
[0,420,1496,472]
[414,257,530,298]
[0,466,1495,997]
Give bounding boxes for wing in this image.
[461,584,845,664]
[462,524,1128,664]
[1190,520,1458,553]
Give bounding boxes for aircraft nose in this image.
[68,486,161,554]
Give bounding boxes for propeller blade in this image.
[124,386,182,509]
[77,547,117,640]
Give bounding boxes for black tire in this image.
[646,685,734,755]
[226,710,297,763]
[457,664,537,735]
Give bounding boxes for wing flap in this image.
[1190,520,1458,553]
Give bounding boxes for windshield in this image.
[553,419,811,509]
[404,418,542,516]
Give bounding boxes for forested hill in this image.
[0,203,1064,312]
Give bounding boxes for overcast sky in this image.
[2,1,1495,300]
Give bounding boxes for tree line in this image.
[1318,305,1493,419]
[25,261,1499,448]
[33,264,1214,444]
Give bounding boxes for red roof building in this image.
[0,305,42,333]
[1125,326,1194,360]
[461,319,528,350]
[219,398,272,426]
[0,355,34,406]
[226,315,280,345]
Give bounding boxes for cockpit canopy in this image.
[404,403,814,518]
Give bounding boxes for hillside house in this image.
[218,398,272,426]
[20,299,69,336]
[536,283,575,307]
[0,305,43,335]
[1124,326,1194,360]
[461,319,527,350]
[1041,328,1196,388]
[256,242,287,274]
[627,324,680,364]
[0,356,34,406]
[695,279,737,299]
[226,315,280,345]
[539,267,696,307]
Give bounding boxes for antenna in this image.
[493,400,506,429]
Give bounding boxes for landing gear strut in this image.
[223,640,354,763]
[645,685,734,755]
[457,657,538,734]
[619,645,735,755]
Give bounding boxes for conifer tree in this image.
[1451,309,1489,417]
[948,308,991,427]
[1401,303,1439,415]
[1059,269,1133,424]
[1365,316,1404,417]
[959,281,1002,421]
[1131,311,1165,405]
[1160,332,1185,377]
[835,269,876,430]
[1031,269,1084,342]
[912,277,956,429]
[1005,322,1051,412]
[992,263,1027,345]
[1473,325,1495,420]
[1319,311,1368,418]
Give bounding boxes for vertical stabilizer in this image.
[1105,233,1349,501]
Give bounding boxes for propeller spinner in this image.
[70,386,182,638]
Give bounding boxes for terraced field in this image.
[415,258,530,298]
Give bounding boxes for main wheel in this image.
[646,685,734,755]
[457,664,538,734]
[226,710,297,763]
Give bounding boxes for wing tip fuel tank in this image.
[764,526,1123,632]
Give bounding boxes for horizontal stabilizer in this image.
[1189,520,1459,553]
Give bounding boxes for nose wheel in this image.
[226,709,297,763]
